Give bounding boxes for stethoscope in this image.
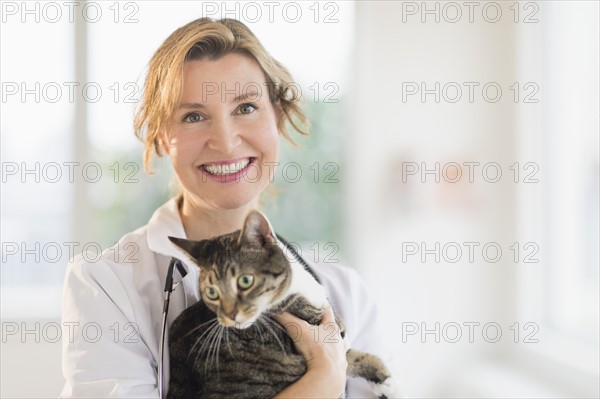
[157,234,316,399]
[158,257,188,399]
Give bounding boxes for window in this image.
[516,0,599,375]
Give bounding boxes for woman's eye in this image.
[237,274,254,290]
[183,112,203,123]
[205,286,219,300]
[238,103,258,115]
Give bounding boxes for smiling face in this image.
[163,52,280,210]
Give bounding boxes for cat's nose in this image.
[226,310,238,321]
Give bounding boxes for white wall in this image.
[346,1,598,398]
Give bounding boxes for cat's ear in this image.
[238,210,277,248]
[168,236,205,264]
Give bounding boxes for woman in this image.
[60,17,391,398]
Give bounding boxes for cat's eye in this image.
[205,286,219,300]
[237,274,254,290]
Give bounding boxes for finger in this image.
[272,312,306,342]
[272,311,298,325]
[320,306,342,339]
[320,305,336,325]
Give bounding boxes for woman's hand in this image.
[272,305,348,398]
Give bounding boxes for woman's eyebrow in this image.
[178,91,261,110]
[178,102,205,110]
[232,91,260,103]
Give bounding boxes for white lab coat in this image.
[60,197,394,398]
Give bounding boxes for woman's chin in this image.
[196,186,266,210]
[209,196,260,210]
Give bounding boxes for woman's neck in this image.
[177,194,260,241]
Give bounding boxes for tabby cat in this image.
[166,210,399,398]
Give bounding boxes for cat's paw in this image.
[370,377,403,399]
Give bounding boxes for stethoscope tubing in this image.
[158,258,187,399]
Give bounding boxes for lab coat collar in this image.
[148,197,202,312]
[146,197,295,267]
[147,197,188,259]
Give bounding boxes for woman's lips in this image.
[197,157,257,183]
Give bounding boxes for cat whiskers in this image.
[183,317,219,339]
[254,318,266,344]
[258,316,287,355]
[187,318,218,359]
[189,320,220,371]
[224,327,235,358]
[211,324,225,374]
[262,315,287,334]
[198,322,223,375]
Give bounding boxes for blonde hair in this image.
[134,17,308,174]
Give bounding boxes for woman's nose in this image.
[206,117,241,154]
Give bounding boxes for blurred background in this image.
[1,0,598,397]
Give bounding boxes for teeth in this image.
[202,158,251,175]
